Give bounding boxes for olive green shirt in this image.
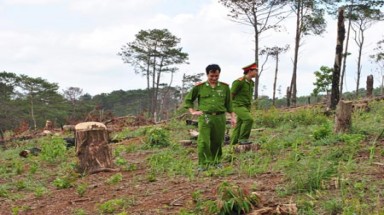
[231,76,254,108]
[184,82,233,113]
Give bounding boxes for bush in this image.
[146,127,170,147]
[216,181,260,215]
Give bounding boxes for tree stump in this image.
[334,100,352,133]
[75,122,116,174]
[44,120,53,130]
[366,75,374,98]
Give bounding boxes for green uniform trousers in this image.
[197,113,226,166]
[231,106,254,144]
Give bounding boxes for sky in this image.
[1,0,383,98]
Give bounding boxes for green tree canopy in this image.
[118,29,188,119]
[312,66,333,96]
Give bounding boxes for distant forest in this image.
[1,71,382,135]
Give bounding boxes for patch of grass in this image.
[11,205,31,215]
[237,152,270,176]
[106,173,123,185]
[322,198,343,215]
[146,127,170,147]
[147,145,194,178]
[72,208,88,215]
[0,185,9,198]
[14,179,27,191]
[40,137,67,163]
[76,182,88,197]
[34,185,48,198]
[98,198,135,214]
[312,123,332,140]
[52,176,74,189]
[13,160,24,175]
[215,181,260,215]
[28,161,39,174]
[284,154,337,194]
[114,156,128,166]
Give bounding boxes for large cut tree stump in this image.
[334,100,352,133]
[75,122,117,174]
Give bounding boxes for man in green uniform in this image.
[230,62,258,145]
[184,64,236,170]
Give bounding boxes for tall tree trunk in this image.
[340,1,353,95]
[381,75,384,95]
[30,94,36,130]
[146,58,151,114]
[253,24,260,100]
[330,7,346,110]
[272,53,279,106]
[356,41,363,97]
[151,56,156,117]
[290,0,302,107]
[286,86,291,107]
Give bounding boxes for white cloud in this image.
[3,0,60,5]
[68,0,160,16]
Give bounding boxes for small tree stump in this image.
[334,100,352,133]
[75,122,116,174]
[44,120,53,130]
[366,75,374,98]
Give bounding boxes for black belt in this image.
[204,112,225,115]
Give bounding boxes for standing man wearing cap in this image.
[184,64,236,171]
[230,62,258,145]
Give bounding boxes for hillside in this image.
[1,100,384,214]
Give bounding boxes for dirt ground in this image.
[0,137,293,215]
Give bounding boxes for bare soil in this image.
[0,138,291,215]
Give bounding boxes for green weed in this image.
[52,176,73,189]
[215,181,260,215]
[98,198,135,214]
[14,180,27,191]
[284,155,337,194]
[312,123,332,140]
[34,186,48,198]
[76,182,88,197]
[146,127,170,147]
[40,137,67,163]
[13,160,24,175]
[72,208,88,215]
[114,156,128,166]
[0,185,9,198]
[106,173,123,185]
[322,198,343,215]
[29,161,39,174]
[147,146,194,178]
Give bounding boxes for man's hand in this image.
[230,112,237,128]
[189,108,203,116]
[230,116,236,128]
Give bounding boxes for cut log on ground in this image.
[75,122,117,174]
